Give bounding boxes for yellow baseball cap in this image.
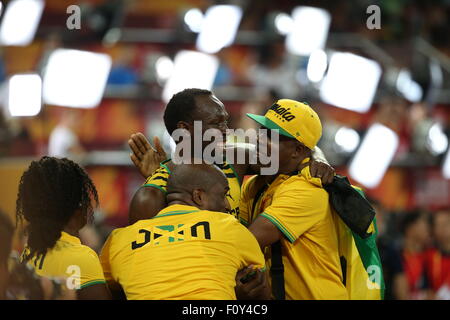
[246,99,322,150]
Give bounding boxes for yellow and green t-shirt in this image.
[21,231,106,290]
[99,204,265,300]
[143,159,241,219]
[240,163,349,300]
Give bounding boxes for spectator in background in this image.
[399,210,432,299]
[370,198,409,300]
[246,41,300,98]
[0,209,75,300]
[107,46,138,86]
[235,88,280,133]
[0,210,14,300]
[48,109,85,162]
[425,209,450,299]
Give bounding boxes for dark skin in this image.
[128,94,335,224]
[64,209,111,300]
[248,132,312,250]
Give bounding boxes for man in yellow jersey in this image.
[128,88,335,225]
[240,99,349,300]
[16,157,110,300]
[100,163,269,300]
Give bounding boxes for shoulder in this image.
[205,211,242,228]
[66,243,102,266]
[278,175,329,200]
[106,227,127,244]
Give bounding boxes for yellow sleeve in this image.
[142,165,169,194]
[76,247,106,289]
[231,220,265,270]
[261,179,328,243]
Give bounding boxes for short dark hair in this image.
[163,88,212,135]
[399,210,428,235]
[16,156,99,261]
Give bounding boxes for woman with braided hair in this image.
[16,156,110,300]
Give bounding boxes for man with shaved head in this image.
[100,163,269,300]
[164,163,232,214]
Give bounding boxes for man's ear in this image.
[192,189,205,207]
[292,141,303,158]
[292,141,310,159]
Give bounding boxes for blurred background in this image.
[0,0,449,299]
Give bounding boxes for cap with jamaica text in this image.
[246,99,322,150]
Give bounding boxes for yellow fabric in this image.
[100,204,265,300]
[142,160,241,220]
[22,231,106,289]
[240,159,348,300]
[266,99,322,149]
[142,160,171,194]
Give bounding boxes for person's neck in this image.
[62,226,79,238]
[404,237,423,253]
[168,200,195,207]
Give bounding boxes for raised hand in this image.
[128,133,167,178]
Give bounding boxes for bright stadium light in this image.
[396,69,423,102]
[196,5,242,54]
[349,123,399,188]
[307,49,328,83]
[334,127,360,153]
[184,8,204,33]
[43,49,112,109]
[274,13,293,35]
[155,56,174,82]
[320,52,382,113]
[427,123,448,155]
[0,0,45,46]
[162,50,219,103]
[285,6,331,56]
[8,74,42,117]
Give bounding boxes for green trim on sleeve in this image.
[141,184,167,195]
[79,279,106,289]
[260,212,296,243]
[160,159,172,174]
